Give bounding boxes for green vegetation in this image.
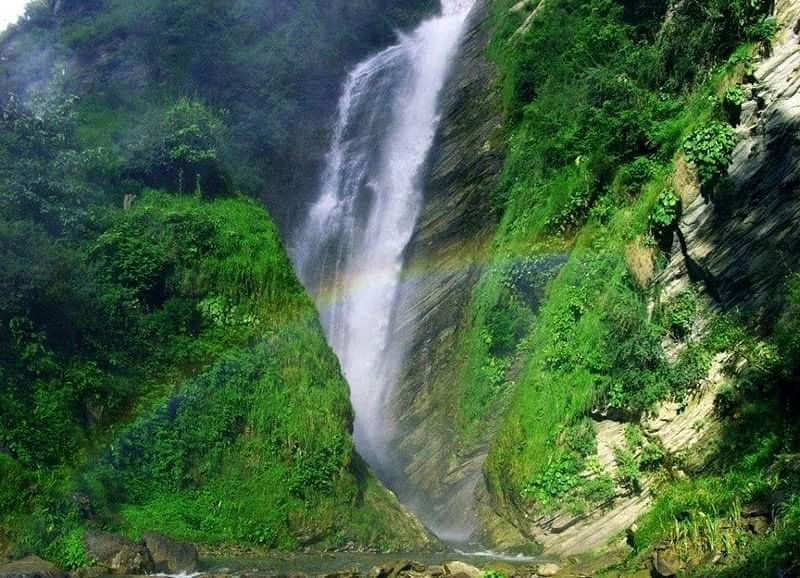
[683,122,738,190]
[445,0,798,572]
[1,0,436,228]
[2,0,798,573]
[0,50,427,564]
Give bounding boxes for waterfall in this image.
[292,0,475,498]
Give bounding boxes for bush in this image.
[722,85,746,124]
[649,188,681,236]
[683,122,738,188]
[665,288,698,339]
[126,98,228,196]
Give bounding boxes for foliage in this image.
[649,188,681,237]
[722,85,746,124]
[664,288,698,339]
[475,0,772,530]
[683,122,738,188]
[0,90,414,556]
[613,446,642,494]
[127,98,228,196]
[1,0,437,228]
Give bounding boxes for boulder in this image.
[141,532,198,574]
[443,561,480,578]
[0,555,65,578]
[83,531,153,575]
[651,548,678,577]
[535,563,560,577]
[370,561,426,578]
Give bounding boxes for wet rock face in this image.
[83,531,153,575]
[383,0,505,539]
[141,532,198,574]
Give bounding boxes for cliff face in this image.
[381,0,505,541]
[661,0,800,325]
[381,0,800,561]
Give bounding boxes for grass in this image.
[449,0,785,557]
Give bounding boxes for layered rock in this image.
[381,0,505,541]
[0,556,65,578]
[141,532,199,574]
[660,0,800,325]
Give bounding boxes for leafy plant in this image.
[650,188,682,236]
[723,85,746,124]
[665,288,698,339]
[614,446,642,494]
[683,122,738,188]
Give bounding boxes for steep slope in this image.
[387,0,800,572]
[0,1,440,565]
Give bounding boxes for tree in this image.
[127,97,228,196]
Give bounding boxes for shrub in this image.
[614,446,642,494]
[665,288,698,339]
[683,122,738,188]
[649,188,681,236]
[722,85,746,124]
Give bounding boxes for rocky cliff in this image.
[381,0,505,542]
[661,0,800,324]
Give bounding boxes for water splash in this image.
[292,0,474,489]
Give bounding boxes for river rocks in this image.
[0,556,65,578]
[141,532,198,573]
[83,531,153,575]
[442,561,480,578]
[534,563,560,577]
[369,561,426,578]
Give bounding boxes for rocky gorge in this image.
[1,0,799,575]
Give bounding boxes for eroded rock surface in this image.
[141,532,198,574]
[83,531,153,575]
[383,0,505,539]
[660,0,800,325]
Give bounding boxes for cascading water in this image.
[291,0,475,524]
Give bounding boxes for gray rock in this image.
[83,531,153,575]
[746,516,770,535]
[0,555,65,578]
[371,561,427,578]
[141,532,198,574]
[443,561,480,578]
[535,563,560,577]
[68,567,108,578]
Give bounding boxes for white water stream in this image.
[292,0,474,479]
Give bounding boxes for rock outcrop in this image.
[381,0,505,540]
[141,532,198,574]
[524,0,800,557]
[0,556,65,578]
[83,531,153,575]
[660,0,800,326]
